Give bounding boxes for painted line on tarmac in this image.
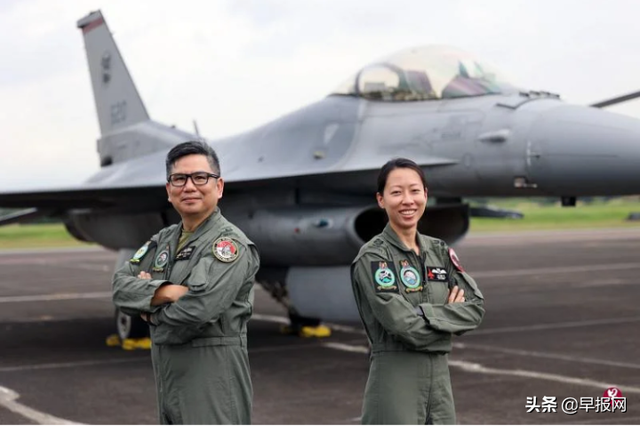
[323,343,640,394]
[454,342,640,370]
[446,359,640,394]
[471,316,640,335]
[0,292,111,303]
[472,262,640,279]
[0,357,146,373]
[0,385,83,424]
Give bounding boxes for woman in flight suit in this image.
[351,158,485,424]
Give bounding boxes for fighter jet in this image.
[1,10,639,339]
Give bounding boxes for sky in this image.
[2,0,640,190]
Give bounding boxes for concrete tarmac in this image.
[0,228,639,424]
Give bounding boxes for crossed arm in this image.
[136,271,188,323]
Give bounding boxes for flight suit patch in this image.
[399,259,422,293]
[213,237,239,263]
[448,248,465,272]
[426,267,448,282]
[152,247,170,272]
[129,241,155,264]
[370,261,398,293]
[175,245,194,261]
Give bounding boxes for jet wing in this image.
[0,149,457,213]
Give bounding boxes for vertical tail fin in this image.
[77,10,149,135]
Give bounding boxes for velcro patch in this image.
[448,248,465,272]
[175,245,195,261]
[213,237,239,263]
[426,267,448,282]
[370,261,398,293]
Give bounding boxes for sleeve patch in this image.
[370,261,399,293]
[130,241,155,264]
[213,237,239,263]
[448,248,465,272]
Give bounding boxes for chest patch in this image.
[175,245,195,261]
[427,267,448,282]
[213,237,239,263]
[152,246,170,272]
[370,261,398,293]
[399,260,422,293]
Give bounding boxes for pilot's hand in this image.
[447,285,465,304]
[138,271,152,280]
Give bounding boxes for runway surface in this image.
[0,228,639,424]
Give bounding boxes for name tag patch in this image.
[427,267,448,282]
[370,261,398,293]
[175,246,195,261]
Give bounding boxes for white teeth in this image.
[399,210,416,215]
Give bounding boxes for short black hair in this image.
[165,141,221,178]
[376,158,428,194]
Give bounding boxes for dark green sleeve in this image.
[152,239,259,327]
[352,251,449,351]
[112,239,167,316]
[418,242,485,335]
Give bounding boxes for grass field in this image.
[469,199,640,232]
[0,223,91,249]
[1,200,639,248]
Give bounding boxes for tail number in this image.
[110,101,127,125]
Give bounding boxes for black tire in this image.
[115,308,149,340]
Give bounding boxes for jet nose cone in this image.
[527,105,640,196]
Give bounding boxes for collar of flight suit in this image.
[382,222,427,256]
[174,207,224,247]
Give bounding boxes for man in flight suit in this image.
[112,141,260,424]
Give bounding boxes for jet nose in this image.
[527,104,640,196]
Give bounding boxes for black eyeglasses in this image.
[167,172,219,187]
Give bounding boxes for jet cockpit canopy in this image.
[332,45,518,102]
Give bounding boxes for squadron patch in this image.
[152,247,170,272]
[370,261,398,293]
[129,241,155,264]
[426,267,448,282]
[213,237,239,263]
[175,245,195,261]
[448,248,465,272]
[399,260,422,293]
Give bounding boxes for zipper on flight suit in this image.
[416,250,434,422]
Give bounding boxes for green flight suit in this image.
[112,209,260,424]
[351,224,485,425]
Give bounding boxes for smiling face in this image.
[376,167,428,231]
[166,154,223,221]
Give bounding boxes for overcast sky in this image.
[2,0,640,189]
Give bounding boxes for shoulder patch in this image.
[213,237,239,262]
[130,241,155,264]
[448,248,465,272]
[370,261,399,293]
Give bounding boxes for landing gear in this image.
[105,309,151,350]
[259,279,332,338]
